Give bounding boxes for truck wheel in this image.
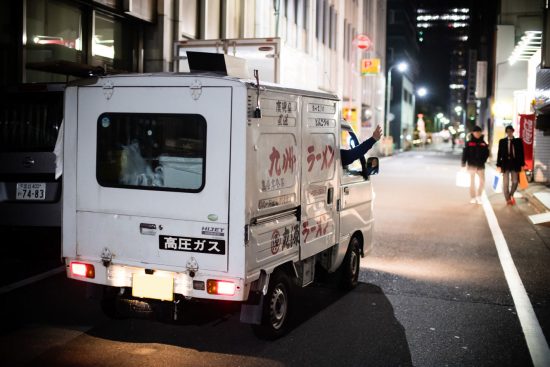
[252,271,292,340]
[340,237,360,290]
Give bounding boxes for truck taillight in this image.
[71,262,95,279]
[207,280,235,296]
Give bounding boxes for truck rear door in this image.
[75,81,232,272]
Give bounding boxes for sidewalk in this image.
[424,141,550,214]
[520,181,550,213]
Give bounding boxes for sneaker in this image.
[470,198,477,204]
[511,197,516,205]
[506,199,513,205]
[475,197,482,204]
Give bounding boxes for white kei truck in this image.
[62,58,379,339]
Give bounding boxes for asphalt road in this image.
[1,146,549,367]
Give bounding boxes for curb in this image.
[521,189,548,213]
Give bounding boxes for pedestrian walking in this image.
[496,125,526,205]
[461,126,489,204]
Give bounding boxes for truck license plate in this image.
[132,273,174,301]
[16,183,46,200]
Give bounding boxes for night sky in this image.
[416,0,498,114]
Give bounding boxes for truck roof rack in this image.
[26,60,106,78]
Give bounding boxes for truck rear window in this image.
[96,113,206,192]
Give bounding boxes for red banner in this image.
[519,113,535,171]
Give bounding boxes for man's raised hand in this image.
[372,125,383,141]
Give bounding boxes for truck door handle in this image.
[327,187,334,204]
[343,187,350,195]
[140,223,157,235]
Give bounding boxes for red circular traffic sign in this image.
[355,34,372,50]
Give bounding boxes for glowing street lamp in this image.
[417,87,428,97]
[385,61,409,136]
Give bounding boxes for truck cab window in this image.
[96,113,207,192]
[340,129,364,176]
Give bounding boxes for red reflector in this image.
[207,280,235,296]
[71,262,95,278]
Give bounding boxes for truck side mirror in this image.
[366,157,379,176]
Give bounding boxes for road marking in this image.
[0,266,65,295]
[481,193,550,367]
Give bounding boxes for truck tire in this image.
[252,270,292,340]
[340,237,360,290]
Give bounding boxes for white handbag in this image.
[455,169,470,188]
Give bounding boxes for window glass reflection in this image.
[93,13,121,62]
[25,0,82,82]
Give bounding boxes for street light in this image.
[385,61,408,137]
[417,87,428,97]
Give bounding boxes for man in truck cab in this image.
[340,124,383,167]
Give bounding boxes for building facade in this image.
[1,0,388,142]
[491,0,550,183]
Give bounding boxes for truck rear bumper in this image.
[64,258,247,302]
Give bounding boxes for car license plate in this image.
[132,273,174,301]
[16,183,46,200]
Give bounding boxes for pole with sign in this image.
[347,35,372,136]
[361,58,380,75]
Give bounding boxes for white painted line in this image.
[0,266,65,295]
[481,193,550,367]
[529,212,550,225]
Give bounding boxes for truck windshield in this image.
[96,113,207,192]
[0,90,63,152]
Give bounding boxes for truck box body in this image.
[62,73,375,310]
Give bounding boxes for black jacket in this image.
[340,137,376,166]
[496,137,525,172]
[462,135,489,168]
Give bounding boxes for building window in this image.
[303,0,309,29]
[25,0,82,82]
[93,13,121,64]
[329,6,336,50]
[323,1,329,45]
[202,0,221,39]
[181,0,199,39]
[344,20,349,60]
[296,0,308,29]
[316,0,323,41]
[24,0,141,82]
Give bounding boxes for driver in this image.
[340,124,382,166]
